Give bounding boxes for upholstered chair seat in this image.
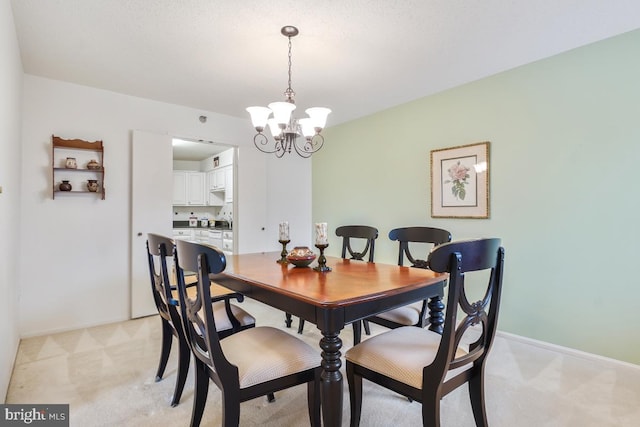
[370,302,423,328]
[220,326,320,388]
[346,326,468,389]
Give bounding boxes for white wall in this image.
[0,0,23,401]
[19,75,312,336]
[266,154,314,249]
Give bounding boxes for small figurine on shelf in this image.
[87,159,101,170]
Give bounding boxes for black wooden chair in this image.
[296,225,379,345]
[146,233,255,407]
[346,238,505,427]
[336,225,378,262]
[363,227,451,333]
[174,239,321,427]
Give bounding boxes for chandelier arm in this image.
[310,134,325,152]
[297,134,325,155]
[292,141,314,158]
[275,144,287,158]
[292,134,324,158]
[253,133,279,154]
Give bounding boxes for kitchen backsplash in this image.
[173,204,232,221]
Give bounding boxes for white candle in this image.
[279,221,289,241]
[315,222,328,245]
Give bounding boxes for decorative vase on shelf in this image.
[65,157,77,169]
[59,180,72,191]
[87,180,99,192]
[87,159,101,170]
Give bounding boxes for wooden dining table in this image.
[213,251,447,427]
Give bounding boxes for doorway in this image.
[172,138,237,252]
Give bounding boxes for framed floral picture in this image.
[430,141,490,218]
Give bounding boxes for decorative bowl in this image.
[286,246,316,267]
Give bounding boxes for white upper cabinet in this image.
[173,171,187,205]
[209,167,226,190]
[173,171,205,205]
[186,172,205,205]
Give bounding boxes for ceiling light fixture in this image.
[246,26,331,158]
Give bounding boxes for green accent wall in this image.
[313,29,640,364]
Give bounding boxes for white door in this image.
[131,130,173,318]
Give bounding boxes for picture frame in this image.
[430,141,490,219]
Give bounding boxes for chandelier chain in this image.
[286,36,294,102]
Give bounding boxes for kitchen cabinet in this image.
[208,168,226,190]
[172,228,193,241]
[173,171,205,206]
[222,230,234,254]
[193,229,209,243]
[186,172,205,205]
[172,228,209,243]
[206,170,224,206]
[52,135,105,200]
[224,166,233,203]
[209,229,223,249]
[173,172,187,205]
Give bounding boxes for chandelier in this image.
[246,26,331,158]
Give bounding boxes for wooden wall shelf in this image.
[52,135,106,200]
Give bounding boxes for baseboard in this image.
[496,330,640,370]
[19,315,133,339]
[1,336,19,403]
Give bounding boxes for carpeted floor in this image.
[6,298,640,426]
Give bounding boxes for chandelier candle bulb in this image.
[279,221,290,241]
[315,222,328,245]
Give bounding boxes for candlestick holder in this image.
[277,239,290,264]
[313,243,332,272]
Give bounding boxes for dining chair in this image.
[346,238,505,427]
[296,225,379,345]
[146,233,256,407]
[174,239,321,427]
[363,226,451,333]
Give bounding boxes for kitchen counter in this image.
[172,221,233,254]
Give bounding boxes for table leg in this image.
[427,295,445,334]
[319,330,343,426]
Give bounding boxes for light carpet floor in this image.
[6,298,640,426]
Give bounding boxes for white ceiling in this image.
[10,0,640,129]
[172,137,230,162]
